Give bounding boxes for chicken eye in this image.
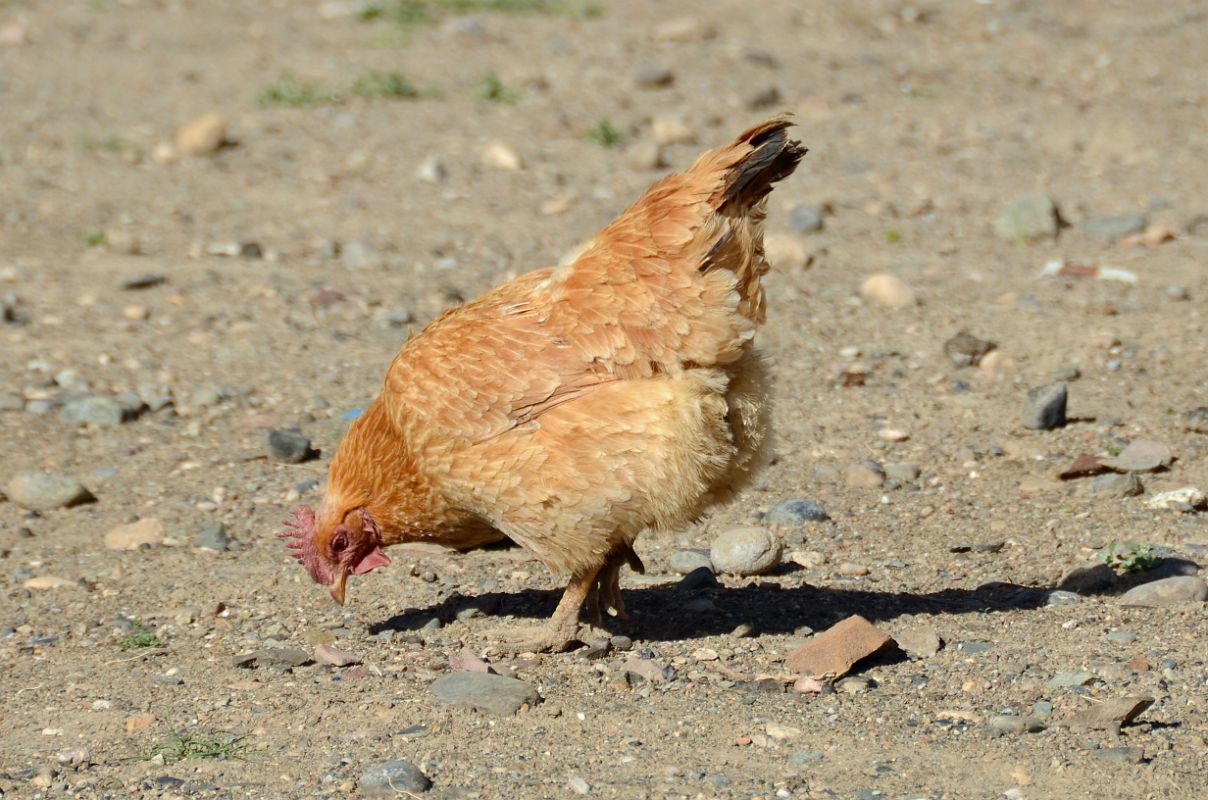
[331,534,348,553]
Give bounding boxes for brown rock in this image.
[786,615,897,678]
[125,713,156,735]
[1058,453,1110,480]
[313,645,360,667]
[104,518,166,550]
[845,461,885,489]
[1064,696,1154,733]
[859,273,917,308]
[175,112,228,157]
[23,575,75,590]
[449,648,494,674]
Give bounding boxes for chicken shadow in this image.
[368,554,1200,643]
[370,573,1050,643]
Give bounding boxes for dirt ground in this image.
[3,0,1208,797]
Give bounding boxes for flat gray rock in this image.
[430,672,540,715]
[994,192,1058,242]
[359,759,431,796]
[5,471,95,510]
[1118,576,1208,607]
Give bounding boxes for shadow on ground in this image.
[368,555,1199,643]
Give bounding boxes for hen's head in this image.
[279,504,391,604]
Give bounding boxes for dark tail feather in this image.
[719,117,807,212]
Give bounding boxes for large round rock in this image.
[710,526,782,576]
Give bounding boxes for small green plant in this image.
[1104,442,1123,456]
[884,228,902,244]
[117,621,161,649]
[257,75,339,108]
[81,228,107,247]
[360,0,600,25]
[352,69,420,99]
[82,134,144,159]
[1098,540,1161,573]
[585,119,624,148]
[475,71,519,103]
[132,730,248,764]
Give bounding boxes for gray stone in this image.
[1106,630,1137,644]
[669,548,713,575]
[340,240,378,270]
[709,526,782,575]
[430,672,540,715]
[632,65,674,88]
[358,760,432,796]
[1118,576,1208,607]
[988,714,1045,735]
[1022,382,1066,430]
[765,498,829,525]
[677,566,719,591]
[1092,746,1144,764]
[60,396,132,426]
[194,521,229,552]
[1046,671,1094,689]
[994,192,1059,242]
[121,274,166,290]
[1059,563,1116,594]
[788,204,824,233]
[885,462,921,482]
[1185,407,1208,433]
[944,331,996,367]
[1046,590,1083,606]
[5,472,95,510]
[267,429,315,463]
[0,393,23,411]
[896,626,942,658]
[1082,214,1147,239]
[787,749,824,766]
[1089,473,1143,497]
[190,386,223,407]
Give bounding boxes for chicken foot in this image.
[499,565,601,654]
[587,543,645,627]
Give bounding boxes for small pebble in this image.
[788,204,824,234]
[764,498,829,525]
[267,429,315,463]
[632,65,673,88]
[1021,382,1067,430]
[859,273,916,308]
[994,192,1058,242]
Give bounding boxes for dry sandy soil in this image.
[3,1,1208,798]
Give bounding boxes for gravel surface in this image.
[3,1,1208,798]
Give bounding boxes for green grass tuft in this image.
[352,70,421,99]
[131,730,248,764]
[258,75,340,108]
[1098,540,1162,574]
[585,119,624,148]
[81,228,107,247]
[475,72,520,103]
[117,621,161,649]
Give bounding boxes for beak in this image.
[329,571,348,605]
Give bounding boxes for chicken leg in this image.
[501,566,600,654]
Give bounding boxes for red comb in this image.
[278,504,333,585]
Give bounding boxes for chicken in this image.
[281,117,806,652]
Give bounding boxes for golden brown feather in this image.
[285,117,806,651]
